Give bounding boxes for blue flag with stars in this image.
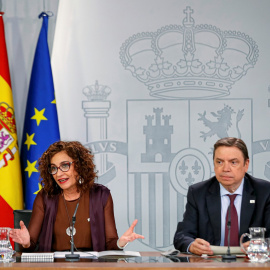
[21,12,60,209]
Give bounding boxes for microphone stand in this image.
[65,203,80,262]
[222,203,236,262]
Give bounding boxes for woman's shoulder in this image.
[35,188,45,199]
[91,183,110,194]
[35,189,60,203]
[89,183,111,205]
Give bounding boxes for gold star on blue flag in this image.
[21,12,60,209]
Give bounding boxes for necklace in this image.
[62,193,81,237]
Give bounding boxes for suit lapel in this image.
[240,176,255,236]
[206,180,221,244]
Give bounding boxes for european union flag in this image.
[21,13,60,209]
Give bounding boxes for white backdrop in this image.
[51,0,270,251]
[3,0,270,252]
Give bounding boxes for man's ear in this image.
[244,159,250,172]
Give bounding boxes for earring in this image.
[79,178,84,184]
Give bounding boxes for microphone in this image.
[73,202,80,219]
[222,202,236,262]
[65,202,80,261]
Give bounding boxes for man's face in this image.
[214,146,249,192]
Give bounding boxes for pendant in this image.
[66,226,76,236]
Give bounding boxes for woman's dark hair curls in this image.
[38,141,97,196]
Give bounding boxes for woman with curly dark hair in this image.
[10,141,144,252]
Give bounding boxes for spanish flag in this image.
[0,12,23,227]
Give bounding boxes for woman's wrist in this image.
[22,242,30,249]
[117,239,129,249]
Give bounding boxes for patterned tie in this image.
[224,194,239,246]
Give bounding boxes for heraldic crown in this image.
[119,6,259,99]
[0,102,16,133]
[83,80,111,101]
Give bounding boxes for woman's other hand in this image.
[9,220,31,248]
[118,219,144,248]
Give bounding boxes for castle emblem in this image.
[141,108,174,163]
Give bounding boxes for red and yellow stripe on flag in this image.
[0,12,23,228]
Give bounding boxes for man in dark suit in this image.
[173,137,270,255]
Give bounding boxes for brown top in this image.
[27,190,119,251]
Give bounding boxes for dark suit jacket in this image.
[173,173,270,252]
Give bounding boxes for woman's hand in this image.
[9,220,31,248]
[118,219,144,248]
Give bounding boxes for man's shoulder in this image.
[245,173,270,188]
[189,176,217,191]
